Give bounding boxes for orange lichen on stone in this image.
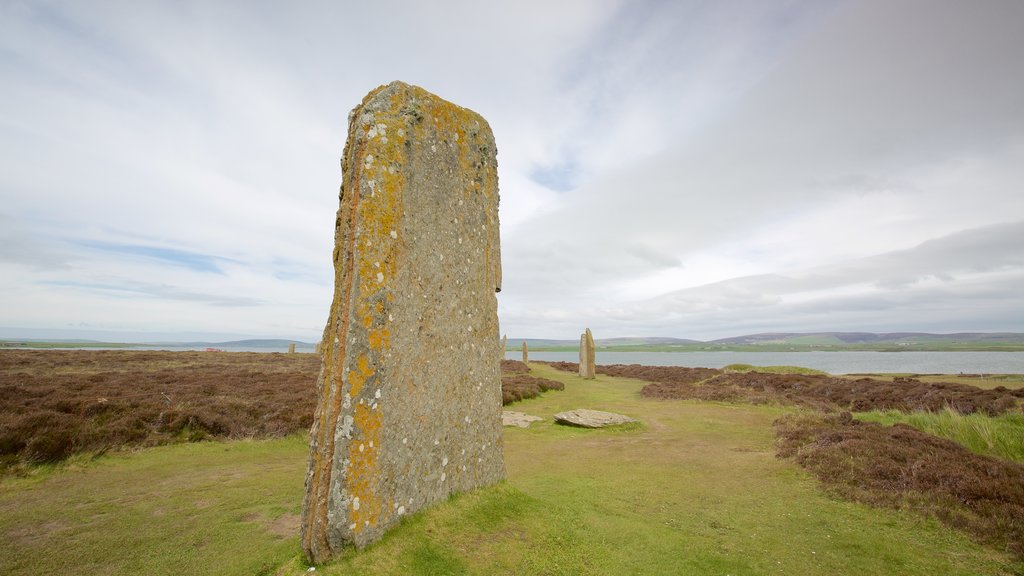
[346,403,382,532]
[347,354,373,398]
[368,327,390,351]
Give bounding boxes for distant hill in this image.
[6,332,1022,352]
[710,332,1024,345]
[506,336,704,349]
[502,332,1024,351]
[598,337,701,346]
[174,339,316,348]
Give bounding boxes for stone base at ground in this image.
[554,409,637,428]
[502,411,543,428]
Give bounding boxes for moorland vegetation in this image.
[2,350,1023,573]
[0,351,562,472]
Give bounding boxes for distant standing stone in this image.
[288,343,296,354]
[554,409,636,428]
[501,335,507,361]
[579,328,595,379]
[522,341,529,363]
[502,411,543,428]
[301,81,505,563]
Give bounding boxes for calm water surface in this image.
[14,347,1024,374]
[507,351,1024,375]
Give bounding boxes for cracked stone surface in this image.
[301,81,505,563]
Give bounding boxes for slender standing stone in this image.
[522,341,528,363]
[301,81,504,563]
[288,343,297,354]
[579,328,595,379]
[500,334,507,361]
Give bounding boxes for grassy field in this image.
[0,436,306,575]
[722,363,829,375]
[3,363,1021,575]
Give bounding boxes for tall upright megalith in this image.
[579,328,595,379]
[302,81,504,563]
[500,334,507,361]
[521,341,528,363]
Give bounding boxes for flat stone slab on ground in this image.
[502,411,543,428]
[553,409,637,428]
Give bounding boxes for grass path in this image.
[3,364,1021,575]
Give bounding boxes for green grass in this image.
[856,408,1024,463]
[3,365,1022,575]
[0,435,307,575]
[722,363,830,375]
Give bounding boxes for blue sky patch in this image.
[75,241,231,274]
[530,158,580,192]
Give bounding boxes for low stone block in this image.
[554,409,637,428]
[502,411,543,428]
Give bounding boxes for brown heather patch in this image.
[0,350,320,466]
[500,360,564,404]
[500,360,529,374]
[775,412,1024,559]
[553,363,1024,415]
[0,350,557,469]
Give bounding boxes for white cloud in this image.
[1,0,1022,340]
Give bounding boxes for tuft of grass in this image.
[723,363,829,376]
[857,408,1024,463]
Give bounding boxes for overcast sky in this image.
[2,0,1022,342]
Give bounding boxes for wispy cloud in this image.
[73,241,236,274]
[40,279,264,307]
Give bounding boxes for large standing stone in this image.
[521,341,528,363]
[500,334,507,361]
[301,81,504,563]
[579,328,595,379]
